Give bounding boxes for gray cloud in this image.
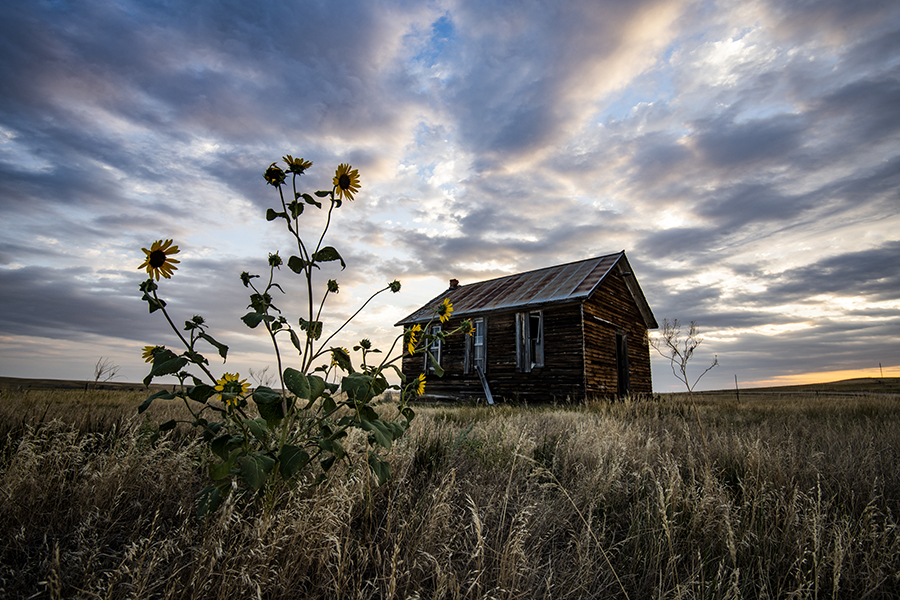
[1,0,898,388]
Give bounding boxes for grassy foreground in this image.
[1,386,899,599]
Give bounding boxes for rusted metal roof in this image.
[395,251,657,328]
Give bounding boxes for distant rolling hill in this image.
[706,377,900,395]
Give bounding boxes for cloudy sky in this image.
[1,0,898,392]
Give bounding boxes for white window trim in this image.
[466,317,486,375]
[426,324,441,372]
[516,310,544,372]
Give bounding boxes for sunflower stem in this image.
[154,291,218,384]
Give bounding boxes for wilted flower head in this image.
[461,319,474,336]
[268,252,283,268]
[389,280,401,293]
[142,345,164,363]
[327,279,339,293]
[240,271,258,288]
[264,163,287,187]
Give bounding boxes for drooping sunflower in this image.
[406,324,422,355]
[437,298,453,323]
[214,372,251,406]
[138,239,180,281]
[415,373,426,396]
[333,163,360,201]
[142,345,164,363]
[263,162,287,186]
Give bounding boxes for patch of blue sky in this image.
[594,67,676,125]
[412,14,456,69]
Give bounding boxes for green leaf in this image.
[367,452,391,485]
[209,457,235,480]
[322,395,337,414]
[252,385,281,404]
[252,386,284,427]
[287,200,304,219]
[342,373,376,403]
[428,351,444,377]
[289,329,303,353]
[197,481,230,520]
[318,438,346,460]
[211,434,243,461]
[358,405,378,422]
[239,452,276,491]
[188,384,216,404]
[257,400,284,428]
[199,332,228,360]
[143,354,188,387]
[298,318,323,340]
[386,421,407,439]
[158,419,177,432]
[287,255,308,273]
[311,246,346,270]
[307,375,327,403]
[302,193,322,208]
[278,445,310,480]
[138,389,176,414]
[244,418,269,443]
[360,418,392,449]
[266,208,288,221]
[314,190,331,198]
[241,312,266,328]
[283,368,310,399]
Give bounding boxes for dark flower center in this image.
[338,174,351,190]
[149,250,167,268]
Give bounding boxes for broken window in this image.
[465,317,486,374]
[516,311,544,372]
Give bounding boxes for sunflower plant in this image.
[137,156,467,517]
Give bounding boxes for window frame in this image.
[465,317,486,375]
[516,310,544,372]
[426,324,441,372]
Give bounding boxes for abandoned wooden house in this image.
[395,251,658,402]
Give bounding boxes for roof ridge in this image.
[452,251,623,289]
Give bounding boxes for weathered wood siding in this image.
[399,268,653,402]
[400,304,586,402]
[582,270,653,397]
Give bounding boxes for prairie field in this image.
[1,380,899,599]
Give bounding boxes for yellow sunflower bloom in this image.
[406,324,422,355]
[437,298,453,323]
[415,373,425,396]
[138,239,180,281]
[283,155,313,175]
[142,345,164,362]
[333,163,360,201]
[214,372,251,406]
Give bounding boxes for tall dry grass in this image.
[1,389,899,599]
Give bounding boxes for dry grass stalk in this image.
[0,388,899,598]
